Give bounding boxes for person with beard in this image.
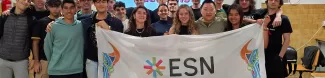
[191,0,201,20]
[125,6,157,37]
[196,0,226,34]
[75,0,95,18]
[152,4,173,35]
[167,0,178,18]
[152,0,167,24]
[264,0,292,77]
[233,0,282,26]
[31,0,62,78]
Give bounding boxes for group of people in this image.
[0,0,293,78]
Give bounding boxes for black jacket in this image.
[78,12,124,62]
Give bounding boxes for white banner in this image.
[96,24,266,78]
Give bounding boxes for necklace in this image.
[136,28,145,33]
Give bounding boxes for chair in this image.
[296,46,321,78]
[286,46,298,75]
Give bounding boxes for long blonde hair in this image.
[171,4,198,34]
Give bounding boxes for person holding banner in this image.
[225,4,270,49]
[152,4,173,35]
[125,6,157,37]
[168,4,199,35]
[79,0,123,78]
[196,0,226,34]
[233,0,283,27]
[264,0,292,77]
[225,4,244,31]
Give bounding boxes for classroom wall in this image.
[262,4,325,63]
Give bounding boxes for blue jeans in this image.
[86,59,98,78]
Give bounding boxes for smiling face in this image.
[134,8,147,24]
[62,3,76,20]
[79,0,92,11]
[115,7,126,18]
[228,9,241,25]
[201,3,216,21]
[178,8,190,25]
[158,5,169,19]
[168,0,178,12]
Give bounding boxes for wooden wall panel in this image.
[262,4,325,63]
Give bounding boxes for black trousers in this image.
[49,73,83,78]
[265,45,288,78]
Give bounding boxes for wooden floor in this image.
[287,72,312,78]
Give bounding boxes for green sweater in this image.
[44,17,84,75]
[195,17,227,34]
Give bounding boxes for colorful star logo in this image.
[144,57,165,78]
